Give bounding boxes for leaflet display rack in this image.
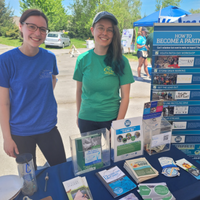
[69,128,110,176]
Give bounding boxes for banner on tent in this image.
[158,16,182,23]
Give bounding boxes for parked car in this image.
[44,32,71,48]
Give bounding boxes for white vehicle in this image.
[44,32,71,48]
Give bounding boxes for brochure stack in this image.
[124,157,159,183]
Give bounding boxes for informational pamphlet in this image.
[176,158,200,180]
[111,117,143,162]
[158,157,180,177]
[75,133,103,171]
[124,157,159,183]
[143,101,164,120]
[63,176,93,200]
[96,166,136,198]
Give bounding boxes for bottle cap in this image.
[16,153,33,164]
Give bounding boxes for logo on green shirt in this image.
[104,66,115,75]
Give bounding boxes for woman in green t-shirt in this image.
[73,11,134,134]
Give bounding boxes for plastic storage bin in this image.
[143,117,172,155]
[69,128,110,176]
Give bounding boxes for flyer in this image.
[111,117,143,162]
[96,166,136,198]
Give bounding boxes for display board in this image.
[150,23,200,163]
[121,29,134,50]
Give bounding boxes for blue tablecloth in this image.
[15,145,200,200]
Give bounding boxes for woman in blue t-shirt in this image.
[136,27,150,80]
[0,9,66,169]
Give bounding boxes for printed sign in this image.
[151,24,200,161]
[121,29,134,48]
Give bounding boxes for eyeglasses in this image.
[22,22,49,34]
[96,26,114,35]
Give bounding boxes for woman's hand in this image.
[76,116,79,128]
[76,81,82,128]
[4,138,19,158]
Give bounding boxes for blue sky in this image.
[5,0,200,17]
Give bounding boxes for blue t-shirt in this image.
[0,47,58,136]
[137,36,147,51]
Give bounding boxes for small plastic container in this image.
[16,153,37,196]
[143,117,172,155]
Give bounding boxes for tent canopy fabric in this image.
[133,5,191,27]
[174,13,200,23]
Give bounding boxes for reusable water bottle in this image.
[16,153,37,196]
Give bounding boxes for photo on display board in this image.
[154,56,197,68]
[144,102,151,109]
[163,105,175,117]
[153,74,177,85]
[152,91,176,101]
[154,56,181,68]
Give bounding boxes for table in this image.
[15,145,200,200]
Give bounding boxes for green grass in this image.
[123,52,151,62]
[0,36,22,47]
[0,36,86,49]
[0,36,150,62]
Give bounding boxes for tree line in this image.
[1,0,199,40]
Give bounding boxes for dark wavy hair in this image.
[93,21,125,76]
[19,9,48,37]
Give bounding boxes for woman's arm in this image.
[0,86,19,158]
[137,44,148,50]
[52,75,57,90]
[116,84,131,120]
[76,81,82,126]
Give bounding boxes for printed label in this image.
[173,121,187,129]
[151,132,171,147]
[177,75,192,83]
[175,91,190,99]
[174,106,188,114]
[99,166,125,183]
[171,136,185,143]
[178,57,194,66]
[85,148,102,166]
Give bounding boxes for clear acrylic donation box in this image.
[143,117,172,155]
[69,128,110,176]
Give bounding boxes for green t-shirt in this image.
[146,32,153,58]
[73,49,134,122]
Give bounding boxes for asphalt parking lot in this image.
[0,44,151,175]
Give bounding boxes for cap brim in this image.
[100,15,118,25]
[94,15,118,25]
